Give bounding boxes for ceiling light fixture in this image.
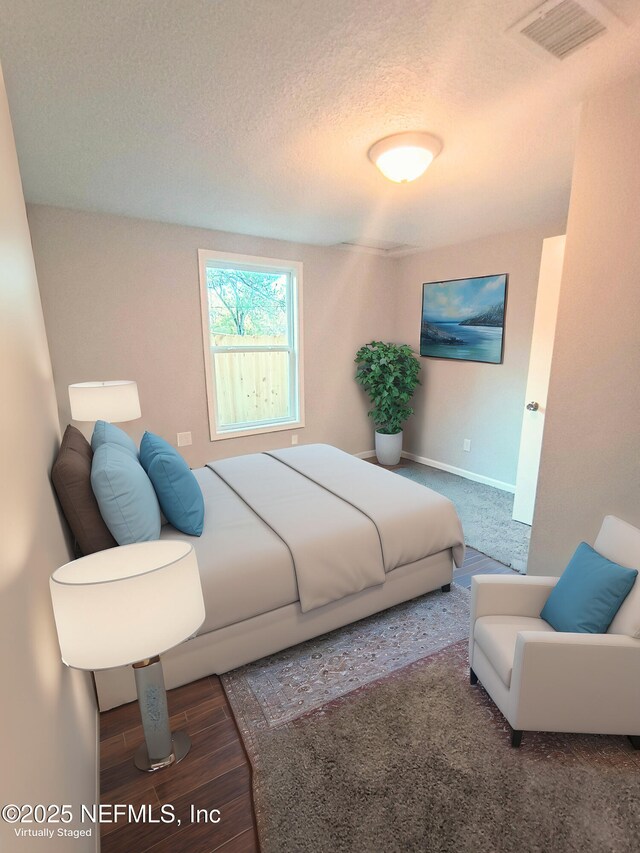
[368,131,442,183]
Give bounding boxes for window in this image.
[198,250,304,440]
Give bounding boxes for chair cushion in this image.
[91,420,138,458]
[541,542,638,634]
[91,442,161,544]
[51,424,117,555]
[139,431,204,536]
[474,615,555,688]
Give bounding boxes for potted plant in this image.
[354,341,421,465]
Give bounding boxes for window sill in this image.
[209,418,305,442]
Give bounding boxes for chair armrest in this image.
[515,630,640,668]
[470,575,559,621]
[510,632,640,733]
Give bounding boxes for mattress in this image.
[161,444,464,632]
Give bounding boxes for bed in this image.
[91,443,465,710]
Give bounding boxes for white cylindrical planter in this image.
[375,430,403,466]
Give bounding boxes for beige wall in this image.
[30,204,565,487]
[29,206,396,468]
[528,72,640,575]
[395,224,564,488]
[0,70,97,851]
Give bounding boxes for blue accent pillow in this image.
[91,442,161,545]
[91,420,138,458]
[139,432,204,536]
[541,542,638,633]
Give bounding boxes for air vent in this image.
[337,239,416,256]
[508,0,622,60]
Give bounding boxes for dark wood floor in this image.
[100,546,514,852]
[99,676,257,853]
[453,545,515,588]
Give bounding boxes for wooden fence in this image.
[211,334,290,426]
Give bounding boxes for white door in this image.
[512,235,566,526]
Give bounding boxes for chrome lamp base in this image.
[132,656,191,773]
[134,730,191,772]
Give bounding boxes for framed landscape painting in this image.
[420,273,508,364]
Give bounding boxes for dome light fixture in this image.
[368,131,442,183]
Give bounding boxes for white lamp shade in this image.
[50,541,205,670]
[69,380,141,422]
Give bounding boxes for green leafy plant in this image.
[354,341,421,435]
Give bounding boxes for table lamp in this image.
[50,540,205,771]
[69,380,141,423]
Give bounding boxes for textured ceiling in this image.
[0,0,639,251]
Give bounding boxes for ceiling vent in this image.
[508,0,623,60]
[337,239,417,257]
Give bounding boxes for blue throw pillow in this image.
[91,442,161,545]
[91,420,138,458]
[139,432,204,536]
[541,542,638,633]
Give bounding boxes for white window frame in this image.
[198,249,305,441]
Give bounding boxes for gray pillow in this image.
[51,424,117,555]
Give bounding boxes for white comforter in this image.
[206,444,464,613]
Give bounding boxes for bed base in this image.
[95,549,454,710]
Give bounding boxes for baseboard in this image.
[354,450,376,459]
[401,451,516,493]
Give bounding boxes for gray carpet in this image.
[246,641,640,853]
[396,462,530,571]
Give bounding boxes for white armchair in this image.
[469,516,640,747]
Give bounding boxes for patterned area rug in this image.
[226,639,640,853]
[221,584,470,728]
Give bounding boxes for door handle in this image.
[526,401,539,411]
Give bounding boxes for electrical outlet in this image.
[463,439,471,452]
[177,431,192,447]
[291,434,299,445]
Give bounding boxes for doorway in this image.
[512,235,566,535]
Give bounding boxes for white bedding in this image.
[162,444,464,621]
[161,466,297,633]
[210,451,386,612]
[268,445,466,571]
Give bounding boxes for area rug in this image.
[222,584,470,727]
[226,640,640,853]
[396,461,531,571]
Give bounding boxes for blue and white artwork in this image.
[420,274,507,364]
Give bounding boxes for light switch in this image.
[177,431,192,447]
